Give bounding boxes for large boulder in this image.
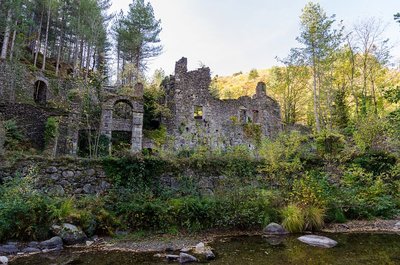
[39,236,63,250]
[51,223,87,245]
[298,235,338,248]
[263,223,288,235]
[179,253,198,264]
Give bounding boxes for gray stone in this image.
[83,184,94,194]
[62,170,74,178]
[46,166,58,174]
[195,242,205,253]
[48,185,65,196]
[166,254,180,261]
[0,256,8,265]
[179,253,197,264]
[49,173,60,181]
[0,245,18,255]
[204,249,216,260]
[86,169,96,176]
[22,247,41,254]
[298,235,338,248]
[39,236,63,249]
[27,241,39,248]
[51,223,87,245]
[180,247,191,253]
[263,222,288,235]
[394,222,400,230]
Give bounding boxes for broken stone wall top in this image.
[162,57,282,150]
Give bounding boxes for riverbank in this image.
[5,219,400,264]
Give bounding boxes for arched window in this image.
[113,100,133,120]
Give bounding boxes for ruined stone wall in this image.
[163,58,282,150]
[0,158,110,196]
[0,61,78,108]
[0,158,262,197]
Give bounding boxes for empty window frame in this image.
[239,108,247,123]
[252,110,259,123]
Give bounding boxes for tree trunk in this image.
[1,9,12,60]
[55,12,65,76]
[42,4,51,71]
[312,56,321,133]
[85,42,91,81]
[9,20,18,61]
[34,8,44,68]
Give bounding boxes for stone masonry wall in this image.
[0,158,260,197]
[163,57,282,150]
[0,159,110,196]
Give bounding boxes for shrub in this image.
[0,168,52,241]
[3,119,24,150]
[44,117,59,146]
[315,130,345,159]
[304,206,325,231]
[281,204,304,233]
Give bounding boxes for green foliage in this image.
[259,131,309,184]
[0,167,51,241]
[3,119,23,150]
[341,166,398,219]
[303,206,325,231]
[332,90,349,130]
[353,151,396,176]
[248,69,259,80]
[44,117,59,145]
[315,130,345,158]
[354,114,388,152]
[243,123,262,145]
[281,204,304,233]
[0,118,5,155]
[281,204,325,233]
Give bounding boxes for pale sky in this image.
[110,0,400,77]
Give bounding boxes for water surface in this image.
[12,233,400,265]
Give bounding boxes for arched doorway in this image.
[100,92,144,155]
[33,80,47,104]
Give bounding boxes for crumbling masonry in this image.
[161,58,282,150]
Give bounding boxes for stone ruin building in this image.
[0,58,282,156]
[161,57,282,150]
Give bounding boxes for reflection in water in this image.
[12,233,400,265]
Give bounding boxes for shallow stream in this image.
[12,233,400,265]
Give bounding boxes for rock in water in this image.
[179,253,197,264]
[0,256,8,265]
[52,223,87,245]
[298,235,338,248]
[263,223,288,235]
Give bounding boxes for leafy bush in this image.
[315,130,345,159]
[341,166,398,219]
[353,151,396,176]
[0,168,52,241]
[44,117,59,146]
[303,206,325,231]
[3,119,24,150]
